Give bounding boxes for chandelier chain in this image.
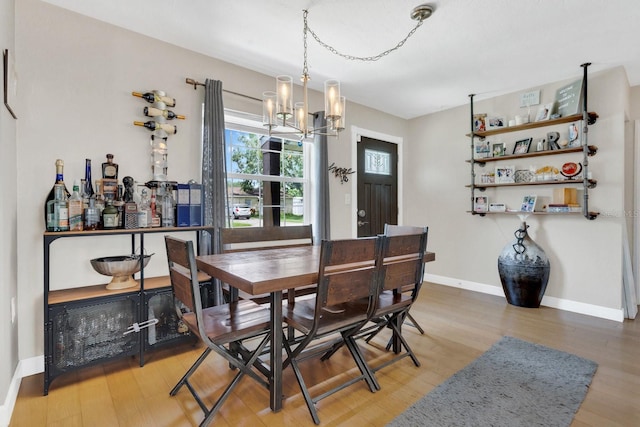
[303,9,425,62]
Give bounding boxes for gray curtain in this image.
[312,111,330,244]
[200,79,228,303]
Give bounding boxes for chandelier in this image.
[262,4,435,140]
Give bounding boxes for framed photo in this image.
[486,116,506,130]
[520,195,538,212]
[473,114,487,132]
[535,103,554,121]
[492,142,506,157]
[512,137,532,155]
[474,139,491,159]
[495,165,515,183]
[568,122,580,147]
[474,196,489,213]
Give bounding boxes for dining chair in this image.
[380,224,428,334]
[220,225,315,304]
[164,236,272,427]
[358,226,429,371]
[282,236,384,425]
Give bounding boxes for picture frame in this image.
[492,142,506,157]
[512,137,533,155]
[486,115,506,130]
[473,113,487,132]
[489,203,506,212]
[535,103,554,122]
[520,195,538,212]
[474,139,491,159]
[474,196,489,213]
[568,122,580,147]
[495,165,515,183]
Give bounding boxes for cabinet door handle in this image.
[123,318,159,335]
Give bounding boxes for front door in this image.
[356,136,398,237]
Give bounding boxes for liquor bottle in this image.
[68,180,84,231]
[159,183,175,227]
[138,188,151,228]
[133,121,177,135]
[149,188,160,227]
[102,154,119,180]
[143,106,185,120]
[94,180,105,224]
[44,159,70,226]
[131,91,176,107]
[102,199,118,229]
[84,159,95,199]
[46,184,69,232]
[84,197,100,230]
[114,185,125,229]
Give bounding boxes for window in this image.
[224,111,309,228]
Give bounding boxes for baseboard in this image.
[0,356,44,427]
[425,273,625,322]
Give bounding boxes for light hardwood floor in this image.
[10,283,640,426]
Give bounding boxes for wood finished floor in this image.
[10,283,640,426]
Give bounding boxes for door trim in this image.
[350,126,403,238]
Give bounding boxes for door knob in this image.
[357,220,369,227]
[357,209,366,218]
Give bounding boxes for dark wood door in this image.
[356,137,398,237]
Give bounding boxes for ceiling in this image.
[43,0,640,119]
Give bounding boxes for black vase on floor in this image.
[497,221,550,308]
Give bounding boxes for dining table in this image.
[196,244,436,412]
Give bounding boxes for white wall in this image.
[406,67,629,320]
[13,0,408,362]
[0,0,18,418]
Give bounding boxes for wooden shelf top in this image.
[467,112,598,138]
[468,179,597,189]
[468,145,597,163]
[48,272,210,305]
[44,225,213,239]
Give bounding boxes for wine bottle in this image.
[44,159,71,227]
[143,106,185,120]
[84,159,94,199]
[46,184,69,232]
[131,91,176,107]
[133,121,177,135]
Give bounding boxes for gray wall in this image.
[13,0,408,365]
[406,67,629,319]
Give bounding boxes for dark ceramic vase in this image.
[497,221,550,308]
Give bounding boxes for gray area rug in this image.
[387,336,598,427]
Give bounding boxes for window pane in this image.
[225,113,308,229]
[364,149,391,175]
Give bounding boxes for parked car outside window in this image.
[229,204,252,219]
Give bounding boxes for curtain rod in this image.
[185,78,261,103]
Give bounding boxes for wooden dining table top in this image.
[196,245,436,296]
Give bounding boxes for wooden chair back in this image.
[221,225,313,252]
[220,225,314,303]
[381,226,429,296]
[165,236,202,331]
[312,237,383,334]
